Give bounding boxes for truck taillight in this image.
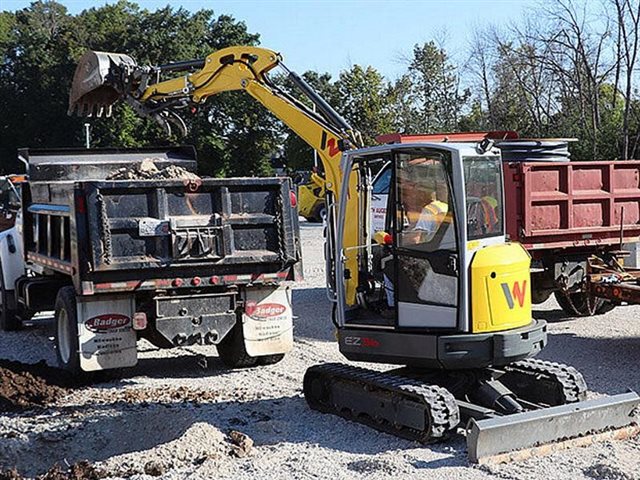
[290,190,297,208]
[191,276,201,286]
[172,278,183,287]
[133,312,147,330]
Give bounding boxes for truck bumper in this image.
[338,319,548,369]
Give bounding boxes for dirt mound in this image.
[107,158,200,181]
[0,360,75,412]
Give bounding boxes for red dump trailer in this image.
[503,158,640,315]
[377,132,640,316]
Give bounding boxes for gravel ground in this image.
[1,222,639,479]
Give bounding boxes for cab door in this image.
[393,149,460,329]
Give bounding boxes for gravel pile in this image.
[0,222,638,479]
[107,158,200,181]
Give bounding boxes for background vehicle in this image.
[67,45,639,463]
[0,175,24,232]
[0,146,301,374]
[296,170,327,223]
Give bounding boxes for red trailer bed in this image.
[504,161,640,253]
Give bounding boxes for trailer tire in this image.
[216,319,258,368]
[595,300,616,315]
[0,260,20,331]
[55,286,82,375]
[554,291,611,317]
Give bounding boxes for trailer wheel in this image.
[216,319,259,368]
[0,260,19,331]
[55,286,82,375]
[554,291,612,317]
[595,300,616,315]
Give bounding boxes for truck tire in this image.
[216,319,259,368]
[0,260,20,331]
[55,286,82,375]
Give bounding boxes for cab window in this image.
[463,156,503,239]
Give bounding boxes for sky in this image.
[1,0,538,79]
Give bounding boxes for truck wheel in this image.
[0,260,20,331]
[55,286,82,375]
[216,319,258,368]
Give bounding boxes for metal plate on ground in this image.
[467,391,640,464]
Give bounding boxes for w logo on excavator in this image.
[501,280,527,309]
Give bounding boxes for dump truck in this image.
[377,132,640,317]
[0,146,301,375]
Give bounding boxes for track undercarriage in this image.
[303,359,639,463]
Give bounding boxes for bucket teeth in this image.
[68,50,136,117]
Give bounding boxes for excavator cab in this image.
[331,143,534,356]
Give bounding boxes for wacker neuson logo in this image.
[501,280,527,309]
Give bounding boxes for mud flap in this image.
[467,392,640,464]
[242,286,293,356]
[77,295,138,371]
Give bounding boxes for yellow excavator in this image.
[68,46,639,463]
[297,170,327,222]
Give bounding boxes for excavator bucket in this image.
[68,50,136,117]
[467,391,640,464]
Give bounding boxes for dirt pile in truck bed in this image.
[107,158,201,181]
[0,360,74,412]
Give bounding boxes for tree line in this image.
[1,0,639,176]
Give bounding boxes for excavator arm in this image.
[69,45,364,304]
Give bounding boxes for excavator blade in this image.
[467,391,640,464]
[68,50,136,117]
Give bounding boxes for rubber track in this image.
[504,358,588,404]
[304,363,460,442]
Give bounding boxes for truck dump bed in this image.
[504,160,640,251]
[22,147,300,292]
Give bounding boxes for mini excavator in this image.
[68,46,639,463]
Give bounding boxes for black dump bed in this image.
[21,147,300,291]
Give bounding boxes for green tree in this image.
[334,64,394,145]
[394,41,470,134]
[0,1,277,177]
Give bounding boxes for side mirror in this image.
[374,231,393,246]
